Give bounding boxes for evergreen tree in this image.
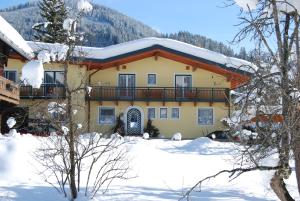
[237,47,247,60]
[33,0,67,43]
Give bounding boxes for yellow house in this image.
[5,37,251,138]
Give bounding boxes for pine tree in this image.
[237,47,247,60]
[33,0,67,43]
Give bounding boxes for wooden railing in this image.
[0,76,20,105]
[87,86,230,104]
[20,84,66,99]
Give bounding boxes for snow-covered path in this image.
[0,135,298,201]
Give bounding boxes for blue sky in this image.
[0,0,251,50]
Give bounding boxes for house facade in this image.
[5,38,251,138]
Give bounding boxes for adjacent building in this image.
[0,15,34,133]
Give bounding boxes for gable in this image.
[83,46,250,89]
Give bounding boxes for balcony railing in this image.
[87,86,230,104]
[0,76,20,105]
[20,84,66,99]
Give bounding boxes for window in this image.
[147,74,156,85]
[171,108,180,119]
[4,70,17,82]
[198,108,213,125]
[99,107,115,124]
[147,108,156,119]
[44,71,64,85]
[160,108,168,119]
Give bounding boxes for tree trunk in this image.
[294,136,300,196]
[68,94,77,200]
[270,173,294,201]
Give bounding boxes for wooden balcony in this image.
[0,76,20,105]
[87,86,230,104]
[20,84,66,99]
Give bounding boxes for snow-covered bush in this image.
[48,102,66,114]
[110,133,122,140]
[143,133,149,140]
[6,117,16,129]
[77,124,82,129]
[144,119,160,138]
[171,133,182,141]
[61,126,69,135]
[6,129,19,137]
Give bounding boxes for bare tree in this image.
[26,1,130,200]
[182,1,300,200]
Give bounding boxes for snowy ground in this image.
[0,135,299,201]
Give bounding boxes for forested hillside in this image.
[0,2,240,58]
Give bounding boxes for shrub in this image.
[144,119,160,138]
[112,113,125,136]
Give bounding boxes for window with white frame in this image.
[198,108,213,125]
[171,108,180,119]
[147,107,156,119]
[160,108,168,119]
[4,70,17,82]
[147,74,156,85]
[99,107,115,124]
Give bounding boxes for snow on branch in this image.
[21,60,44,88]
[234,0,258,10]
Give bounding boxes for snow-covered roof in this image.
[0,15,34,60]
[27,37,255,74]
[81,37,256,73]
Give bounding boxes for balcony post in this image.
[147,87,150,99]
[99,86,102,100]
[211,88,214,105]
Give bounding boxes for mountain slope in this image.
[0,2,237,57]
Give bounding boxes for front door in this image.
[118,74,135,99]
[126,108,142,135]
[175,75,192,98]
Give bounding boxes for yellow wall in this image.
[90,56,230,88]
[91,101,228,139]
[6,56,230,138]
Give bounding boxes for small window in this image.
[4,70,17,82]
[99,107,115,124]
[160,108,168,119]
[198,108,213,125]
[171,108,180,119]
[147,74,156,85]
[148,108,156,119]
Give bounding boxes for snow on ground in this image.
[0,135,299,201]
